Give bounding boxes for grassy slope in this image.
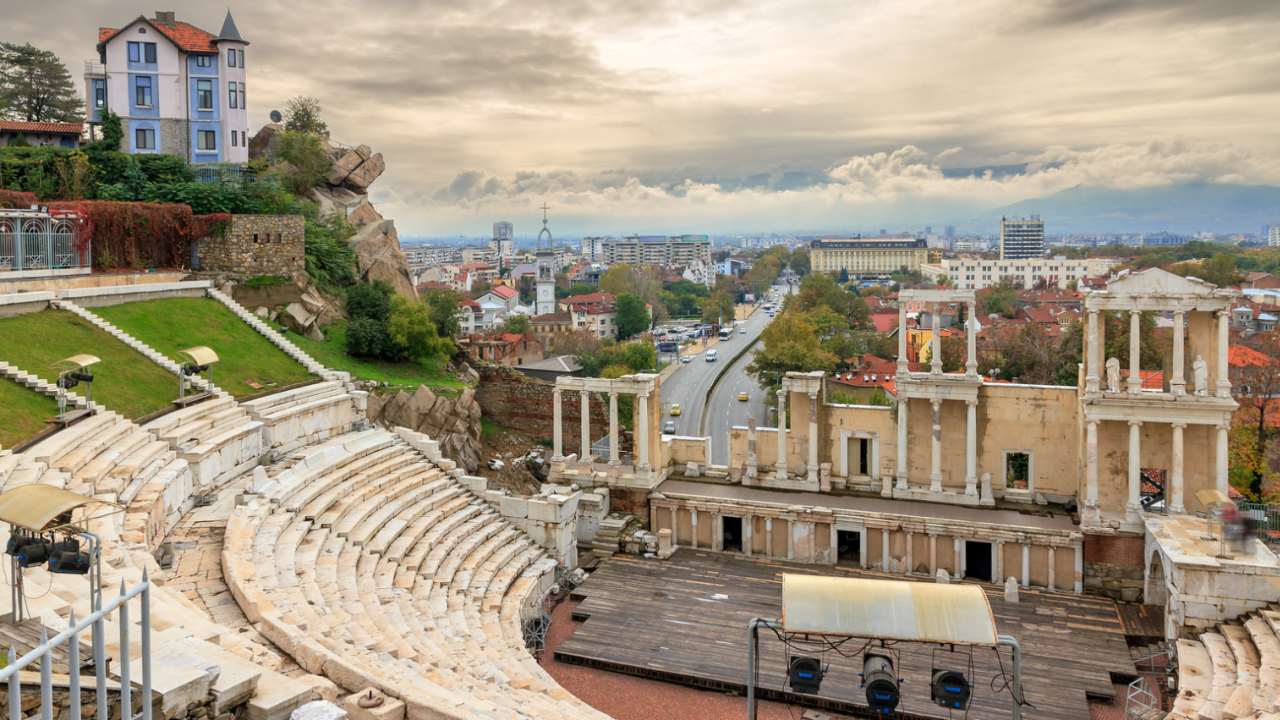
[289,319,464,393]
[0,310,176,419]
[94,297,312,397]
[0,378,58,450]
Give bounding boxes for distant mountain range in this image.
[989,183,1280,234]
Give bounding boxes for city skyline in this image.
[11,0,1280,234]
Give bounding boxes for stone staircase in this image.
[1169,607,1280,720]
[204,288,335,380]
[591,516,632,559]
[224,428,610,720]
[0,360,92,411]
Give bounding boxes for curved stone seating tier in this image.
[239,381,364,454]
[143,397,263,489]
[225,428,610,720]
[1170,610,1280,720]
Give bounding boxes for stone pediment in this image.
[1104,268,1217,298]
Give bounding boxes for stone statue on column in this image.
[980,472,994,506]
[1193,355,1209,396]
[745,415,758,481]
[1105,357,1121,393]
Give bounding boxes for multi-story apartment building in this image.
[490,222,515,259]
[600,235,711,267]
[999,216,1045,260]
[582,236,608,261]
[87,11,249,164]
[1269,226,1280,248]
[921,257,1119,291]
[461,247,497,265]
[807,236,928,279]
[403,246,457,268]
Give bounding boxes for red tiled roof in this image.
[486,285,519,300]
[562,292,615,306]
[0,121,83,135]
[458,298,481,308]
[870,310,899,334]
[531,312,572,323]
[1230,344,1274,368]
[459,262,494,270]
[100,19,221,54]
[569,302,616,315]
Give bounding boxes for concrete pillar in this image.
[786,520,794,560]
[828,523,838,565]
[608,391,620,466]
[1085,420,1099,520]
[1129,309,1143,394]
[1172,310,1186,395]
[905,531,914,574]
[1086,309,1100,393]
[765,518,774,558]
[1021,543,1030,587]
[712,513,722,552]
[896,398,908,488]
[776,389,788,478]
[1217,423,1230,495]
[954,537,962,578]
[881,529,890,571]
[743,515,753,557]
[690,509,698,549]
[965,399,978,495]
[807,393,819,483]
[580,390,591,459]
[994,541,1003,583]
[1170,422,1186,514]
[931,302,942,375]
[1073,543,1084,594]
[1047,546,1056,592]
[1217,310,1232,398]
[552,389,564,461]
[930,399,943,493]
[671,508,678,542]
[809,521,817,563]
[966,301,978,376]
[859,531,868,569]
[928,533,937,575]
[897,303,908,373]
[1127,421,1142,523]
[637,392,650,469]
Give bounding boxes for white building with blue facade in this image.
[86,11,249,164]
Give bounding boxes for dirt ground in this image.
[475,427,551,496]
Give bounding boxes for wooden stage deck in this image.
[556,550,1137,720]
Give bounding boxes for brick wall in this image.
[474,361,610,451]
[1083,533,1145,603]
[196,214,305,277]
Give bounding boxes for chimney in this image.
[154,11,176,27]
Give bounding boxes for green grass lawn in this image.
[289,320,464,393]
[94,297,313,397]
[0,378,59,450]
[0,310,176,419]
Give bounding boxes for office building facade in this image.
[600,235,711,267]
[922,257,1119,291]
[999,216,1045,260]
[808,237,928,279]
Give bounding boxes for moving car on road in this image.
[706,350,717,362]
[738,391,749,401]
[740,327,748,334]
[664,421,676,434]
[670,404,682,416]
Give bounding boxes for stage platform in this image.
[556,549,1137,720]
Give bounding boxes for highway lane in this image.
[705,282,795,465]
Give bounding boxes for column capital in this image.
[1130,308,1143,316]
[1218,422,1231,432]
[608,390,618,398]
[930,398,942,410]
[1171,421,1188,430]
[965,398,978,407]
[579,389,590,398]
[776,388,786,399]
[1087,418,1099,428]
[1128,420,1143,427]
[1216,308,1231,318]
[553,388,562,397]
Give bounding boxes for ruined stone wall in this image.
[1083,533,1145,602]
[197,214,305,277]
[473,361,609,453]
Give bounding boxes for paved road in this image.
[704,283,795,465]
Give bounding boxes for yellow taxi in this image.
[738,392,749,401]
[670,404,682,416]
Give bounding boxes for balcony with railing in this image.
[83,60,105,77]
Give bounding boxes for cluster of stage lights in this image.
[787,646,973,715]
[56,371,94,390]
[6,531,92,574]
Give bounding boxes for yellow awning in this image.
[1195,489,1235,509]
[50,354,100,373]
[0,485,123,532]
[179,346,219,365]
[781,574,998,646]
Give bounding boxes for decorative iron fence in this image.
[192,165,253,184]
[0,208,90,273]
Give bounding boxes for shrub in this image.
[274,131,331,195]
[346,280,394,323]
[304,211,358,291]
[387,295,451,362]
[345,317,396,359]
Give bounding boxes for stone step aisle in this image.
[204,288,342,383]
[0,360,92,410]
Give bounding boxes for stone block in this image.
[291,702,347,720]
[1004,577,1019,603]
[499,496,529,519]
[135,664,212,719]
[527,498,556,523]
[345,689,405,720]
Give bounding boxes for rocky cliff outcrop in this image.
[366,385,484,472]
[346,219,417,299]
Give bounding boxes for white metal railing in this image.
[1,573,152,720]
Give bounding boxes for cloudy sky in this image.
[11,0,1280,236]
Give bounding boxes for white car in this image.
[740,327,748,334]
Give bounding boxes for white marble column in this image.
[786,520,794,560]
[1127,420,1142,523]
[1128,309,1143,394]
[552,388,564,460]
[860,531,869,569]
[1217,310,1232,398]
[828,523,838,564]
[690,509,698,549]
[743,515,753,556]
[776,388,788,479]
[965,399,978,495]
[637,392,650,469]
[931,302,942,375]
[966,301,978,376]
[994,541,1004,583]
[608,392,620,465]
[896,398,908,488]
[1172,310,1186,395]
[1047,546,1056,592]
[712,513,722,552]
[808,521,817,563]
[580,390,591,460]
[930,399,943,493]
[1073,543,1084,594]
[807,392,819,483]
[905,531,914,573]
[1217,423,1230,495]
[1086,309,1100,393]
[928,533,937,574]
[954,537,962,578]
[1085,420,1100,520]
[897,302,908,374]
[1170,422,1186,513]
[881,529,890,571]
[1021,542,1030,587]
[765,518,774,557]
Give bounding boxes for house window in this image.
[197,130,216,151]
[135,76,153,107]
[196,55,211,68]
[231,131,238,147]
[135,128,155,150]
[238,50,244,68]
[93,80,106,109]
[128,42,157,63]
[196,79,213,109]
[228,82,238,109]
[239,82,245,106]
[227,48,236,67]
[240,131,246,146]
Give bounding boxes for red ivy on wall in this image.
[41,201,229,270]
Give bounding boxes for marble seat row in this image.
[1170,607,1280,720]
[226,428,609,720]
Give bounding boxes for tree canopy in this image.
[615,293,651,339]
[283,96,329,137]
[746,312,838,391]
[0,43,82,123]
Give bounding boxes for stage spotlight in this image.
[69,372,94,383]
[862,649,900,715]
[931,669,972,710]
[6,532,34,556]
[16,538,53,568]
[788,656,824,694]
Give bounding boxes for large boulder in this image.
[364,386,484,472]
[248,123,283,160]
[327,145,371,186]
[348,219,417,299]
[344,153,385,190]
[346,201,383,228]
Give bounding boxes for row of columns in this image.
[551,388,650,470]
[896,300,979,376]
[878,528,1082,592]
[1108,418,1230,521]
[1086,307,1232,397]
[894,397,979,495]
[774,388,819,483]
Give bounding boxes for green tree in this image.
[838,267,849,284]
[599,264,633,296]
[422,288,463,339]
[702,289,735,324]
[621,342,657,372]
[566,284,597,297]
[502,315,531,334]
[789,248,810,276]
[615,293,650,339]
[0,43,83,122]
[388,295,450,361]
[274,131,331,195]
[746,313,838,391]
[345,317,395,359]
[283,96,329,137]
[346,280,394,323]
